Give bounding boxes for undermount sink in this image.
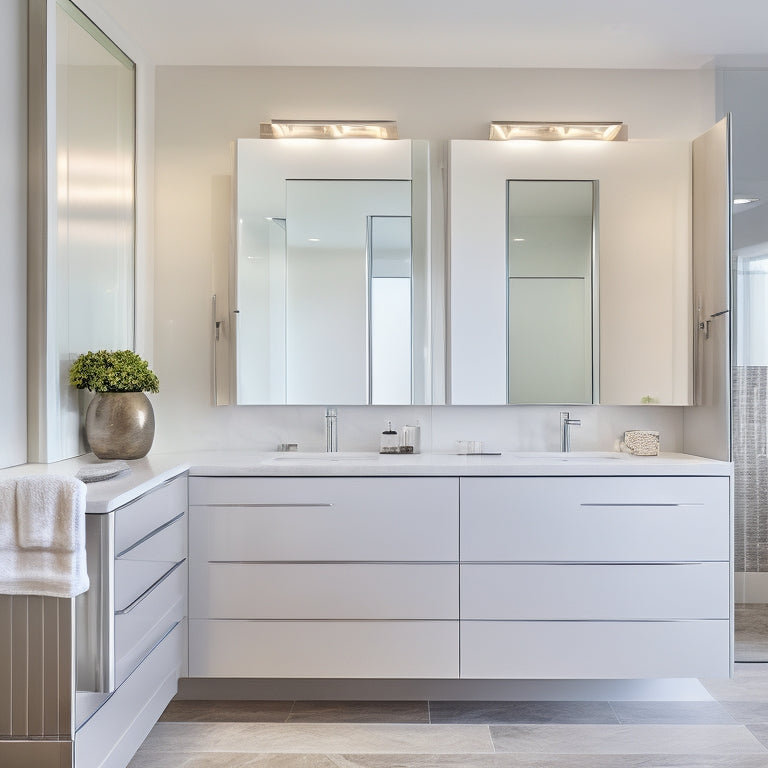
[269,452,380,463]
[506,451,627,461]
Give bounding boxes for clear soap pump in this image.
[380,420,399,454]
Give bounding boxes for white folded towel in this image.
[0,475,89,598]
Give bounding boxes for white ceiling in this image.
[96,0,768,69]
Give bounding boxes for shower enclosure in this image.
[724,68,768,661]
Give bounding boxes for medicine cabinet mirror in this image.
[232,139,432,405]
[449,139,692,406]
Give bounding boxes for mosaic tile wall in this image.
[733,366,768,571]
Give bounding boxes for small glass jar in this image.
[380,421,399,454]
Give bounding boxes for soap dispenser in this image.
[379,420,399,454]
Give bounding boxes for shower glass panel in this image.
[733,244,768,660]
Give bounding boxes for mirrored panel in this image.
[449,140,691,406]
[507,180,596,403]
[28,0,136,461]
[233,139,430,405]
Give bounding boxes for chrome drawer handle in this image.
[116,511,186,558]
[115,558,186,616]
[211,503,334,508]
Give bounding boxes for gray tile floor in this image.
[127,664,768,768]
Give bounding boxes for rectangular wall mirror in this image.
[28,0,136,461]
[507,180,596,404]
[232,139,431,405]
[449,139,691,406]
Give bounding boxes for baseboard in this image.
[176,676,713,702]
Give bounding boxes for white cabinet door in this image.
[191,563,458,620]
[189,619,458,679]
[461,620,730,679]
[460,476,729,562]
[190,477,458,562]
[461,563,730,620]
[449,139,692,406]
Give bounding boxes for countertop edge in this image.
[0,450,733,513]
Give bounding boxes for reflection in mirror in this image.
[283,180,410,404]
[233,139,430,405]
[57,0,135,354]
[507,180,596,404]
[370,216,412,403]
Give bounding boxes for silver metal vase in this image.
[85,392,155,459]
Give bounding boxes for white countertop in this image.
[182,449,731,478]
[0,454,190,514]
[0,449,732,514]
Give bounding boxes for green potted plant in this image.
[69,349,159,460]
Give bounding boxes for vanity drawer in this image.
[189,619,458,678]
[75,620,186,768]
[189,477,458,562]
[460,476,729,562]
[115,512,187,612]
[190,563,458,620]
[115,475,188,556]
[114,559,186,686]
[460,619,730,679]
[461,563,730,620]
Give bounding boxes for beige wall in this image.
[152,66,716,454]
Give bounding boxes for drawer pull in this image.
[580,503,704,508]
[114,474,185,512]
[211,503,334,508]
[115,558,186,616]
[116,511,186,558]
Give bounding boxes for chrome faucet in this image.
[325,407,338,452]
[559,411,581,452]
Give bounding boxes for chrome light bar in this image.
[260,120,399,139]
[489,121,624,141]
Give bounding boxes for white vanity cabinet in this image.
[459,476,731,679]
[185,464,731,682]
[187,476,460,678]
[75,473,188,768]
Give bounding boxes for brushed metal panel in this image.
[58,600,73,738]
[0,740,72,768]
[43,597,60,737]
[27,597,44,737]
[0,596,11,736]
[11,596,28,737]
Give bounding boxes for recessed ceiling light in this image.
[734,197,759,205]
[512,238,526,242]
[308,238,320,242]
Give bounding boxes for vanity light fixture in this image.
[489,121,624,141]
[260,120,399,140]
